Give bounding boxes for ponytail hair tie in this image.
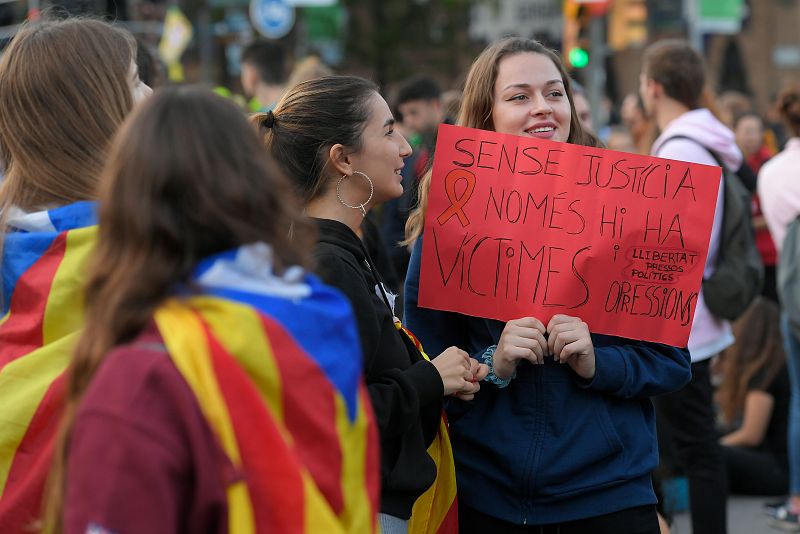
[263,109,275,129]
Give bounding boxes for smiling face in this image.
[346,92,412,205]
[491,52,571,142]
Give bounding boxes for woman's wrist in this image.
[481,345,514,388]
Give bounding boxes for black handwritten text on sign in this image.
[418,124,720,346]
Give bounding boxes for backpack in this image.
[779,217,800,338]
[660,136,763,321]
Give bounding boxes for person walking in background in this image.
[734,111,779,302]
[396,75,450,154]
[240,39,288,112]
[258,75,487,534]
[764,91,790,153]
[381,75,453,283]
[287,54,334,87]
[47,87,379,534]
[735,112,774,175]
[757,85,800,532]
[640,38,746,534]
[404,37,691,534]
[0,18,149,532]
[440,90,462,127]
[621,92,657,155]
[571,80,594,132]
[135,37,163,89]
[717,91,753,130]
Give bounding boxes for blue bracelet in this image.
[480,345,514,388]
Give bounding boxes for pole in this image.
[198,6,213,84]
[685,0,703,52]
[371,0,386,90]
[27,0,39,20]
[587,13,605,132]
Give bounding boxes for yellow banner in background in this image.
[159,6,193,82]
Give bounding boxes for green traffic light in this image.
[569,47,589,69]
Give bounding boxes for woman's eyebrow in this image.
[502,80,564,91]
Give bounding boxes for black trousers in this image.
[654,359,728,534]
[458,504,659,534]
[762,264,778,304]
[722,444,789,496]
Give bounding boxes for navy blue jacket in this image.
[404,237,692,525]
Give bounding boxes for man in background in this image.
[240,39,288,112]
[396,75,449,153]
[640,38,741,534]
[380,76,451,284]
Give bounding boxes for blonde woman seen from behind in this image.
[0,18,148,533]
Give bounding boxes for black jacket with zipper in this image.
[313,217,443,519]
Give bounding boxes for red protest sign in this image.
[418,124,722,346]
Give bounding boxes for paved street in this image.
[672,496,783,534]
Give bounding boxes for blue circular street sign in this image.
[250,0,295,39]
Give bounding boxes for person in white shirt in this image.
[757,85,800,532]
[640,39,743,534]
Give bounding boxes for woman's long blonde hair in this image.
[404,37,601,245]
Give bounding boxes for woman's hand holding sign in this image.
[493,315,596,381]
[494,317,549,379]
[547,314,596,380]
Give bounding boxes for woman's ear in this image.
[328,144,353,177]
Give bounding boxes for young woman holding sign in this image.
[404,37,692,534]
[256,76,488,534]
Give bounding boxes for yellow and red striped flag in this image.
[0,202,97,532]
[397,323,459,534]
[0,204,380,533]
[154,243,380,533]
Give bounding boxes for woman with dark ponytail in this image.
[257,76,488,534]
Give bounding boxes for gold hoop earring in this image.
[336,171,374,217]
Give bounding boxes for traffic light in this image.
[563,1,592,70]
[563,0,582,69]
[561,0,589,69]
[568,47,590,69]
[563,0,611,69]
[609,0,647,51]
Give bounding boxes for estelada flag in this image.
[0,203,381,533]
[154,243,380,533]
[397,323,458,534]
[0,202,97,532]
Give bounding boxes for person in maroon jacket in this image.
[734,111,778,302]
[44,87,380,533]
